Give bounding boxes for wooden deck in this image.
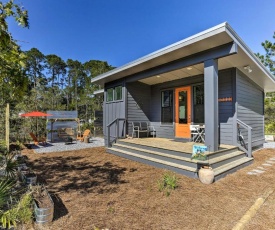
[119,137,234,154]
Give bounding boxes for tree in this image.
[256,33,275,75]
[66,59,86,111]
[0,0,29,100]
[25,48,46,89]
[256,32,275,133]
[0,0,29,141]
[45,55,67,109]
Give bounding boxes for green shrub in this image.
[157,172,178,196]
[0,192,33,229]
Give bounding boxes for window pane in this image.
[178,91,187,124]
[114,86,122,100]
[193,85,204,123]
[107,88,113,102]
[161,90,173,123]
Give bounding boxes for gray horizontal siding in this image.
[150,123,175,139]
[218,69,235,145]
[127,82,151,136]
[236,69,264,147]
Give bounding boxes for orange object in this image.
[175,86,191,138]
[77,129,91,142]
[29,132,46,145]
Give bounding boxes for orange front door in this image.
[175,86,191,138]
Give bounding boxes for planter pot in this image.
[198,166,214,184]
[33,188,54,224]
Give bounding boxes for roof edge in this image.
[91,22,228,84]
[225,23,275,84]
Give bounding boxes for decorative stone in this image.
[198,166,214,184]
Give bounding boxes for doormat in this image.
[172,138,190,143]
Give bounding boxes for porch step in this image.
[107,147,198,178]
[113,143,196,167]
[209,150,245,169]
[213,157,254,181]
[113,142,246,170]
[108,140,254,181]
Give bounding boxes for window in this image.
[193,85,204,123]
[107,88,113,102]
[114,86,122,100]
[161,90,173,124]
[106,85,123,102]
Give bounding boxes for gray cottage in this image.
[91,23,275,180]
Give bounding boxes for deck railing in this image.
[107,118,126,147]
[236,118,252,158]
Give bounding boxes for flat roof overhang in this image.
[91,22,275,92]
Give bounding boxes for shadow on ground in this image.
[27,155,128,194]
[51,193,68,220]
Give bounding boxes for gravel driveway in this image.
[32,137,105,154]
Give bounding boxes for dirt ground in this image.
[22,146,275,230]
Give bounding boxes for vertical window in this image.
[193,85,204,123]
[161,90,173,124]
[178,91,187,124]
[114,86,122,100]
[107,88,113,102]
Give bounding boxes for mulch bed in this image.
[22,147,275,230]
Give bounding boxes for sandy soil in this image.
[22,147,275,230]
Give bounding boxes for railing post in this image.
[117,119,119,140]
[107,126,111,147]
[248,126,252,158]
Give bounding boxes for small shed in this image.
[46,111,79,142]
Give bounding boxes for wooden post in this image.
[5,103,9,151]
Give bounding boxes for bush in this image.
[157,172,178,196]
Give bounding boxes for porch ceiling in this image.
[91,22,275,92]
[139,47,275,91]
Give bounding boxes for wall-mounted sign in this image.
[218,97,232,102]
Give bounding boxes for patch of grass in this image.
[157,172,178,196]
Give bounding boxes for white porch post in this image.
[204,59,219,152]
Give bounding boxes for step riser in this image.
[214,159,253,181]
[107,148,198,179]
[118,141,239,161]
[208,147,239,159]
[112,146,197,169]
[116,141,191,158]
[210,154,245,169]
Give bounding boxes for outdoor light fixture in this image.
[187,67,193,70]
[244,65,252,73]
[156,75,160,78]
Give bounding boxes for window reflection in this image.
[178,91,187,124]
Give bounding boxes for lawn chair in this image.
[77,129,91,142]
[29,132,46,145]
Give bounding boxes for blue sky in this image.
[9,0,275,68]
